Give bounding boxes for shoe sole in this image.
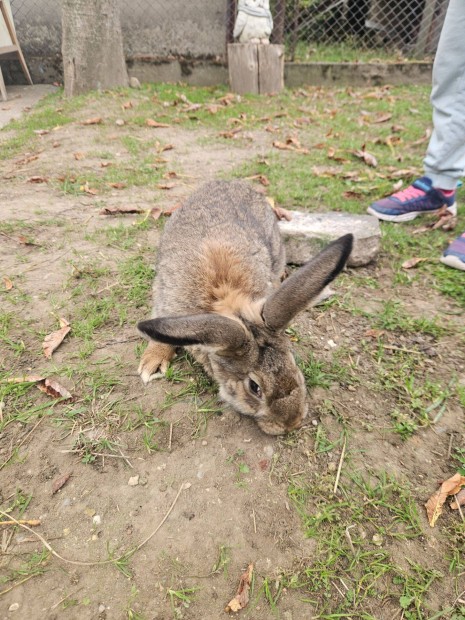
[440,253,465,271]
[367,202,457,222]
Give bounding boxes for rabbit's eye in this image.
[249,378,262,398]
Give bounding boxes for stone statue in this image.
[233,0,273,44]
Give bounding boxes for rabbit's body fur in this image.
[153,181,285,320]
[138,180,353,435]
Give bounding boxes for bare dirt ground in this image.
[1,85,464,620]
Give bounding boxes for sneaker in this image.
[367,177,457,222]
[440,231,465,271]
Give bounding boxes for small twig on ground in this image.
[333,437,347,494]
[252,509,257,534]
[0,574,37,597]
[332,580,345,599]
[51,588,83,610]
[0,519,41,527]
[168,423,173,452]
[0,417,44,471]
[447,432,454,459]
[454,494,465,523]
[60,450,130,461]
[344,525,356,556]
[118,448,133,469]
[0,482,186,567]
[453,589,465,605]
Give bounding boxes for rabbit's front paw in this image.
[138,342,176,384]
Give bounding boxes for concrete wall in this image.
[10,0,228,56]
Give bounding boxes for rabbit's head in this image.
[138,234,353,435]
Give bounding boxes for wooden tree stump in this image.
[62,0,128,97]
[228,43,284,95]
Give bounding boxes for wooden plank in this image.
[228,43,259,95]
[0,64,7,101]
[258,44,284,94]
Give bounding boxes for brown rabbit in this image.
[138,180,352,435]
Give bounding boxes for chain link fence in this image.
[227,0,448,60]
[10,0,447,62]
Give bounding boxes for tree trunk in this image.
[62,0,128,97]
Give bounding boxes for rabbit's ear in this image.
[262,234,353,331]
[138,314,249,350]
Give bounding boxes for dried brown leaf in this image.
[364,329,385,338]
[108,182,127,189]
[450,488,465,510]
[157,182,175,190]
[122,101,133,110]
[225,563,253,613]
[146,119,170,128]
[27,176,48,183]
[73,152,85,160]
[80,182,98,196]
[52,472,72,495]
[33,129,50,135]
[3,276,13,290]
[164,203,182,215]
[353,148,377,168]
[273,206,293,221]
[82,117,102,125]
[371,112,392,124]
[37,378,72,400]
[401,257,429,270]
[43,320,71,359]
[425,473,465,526]
[150,207,162,220]
[100,206,145,215]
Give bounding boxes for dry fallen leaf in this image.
[108,182,126,189]
[225,563,253,613]
[73,152,85,160]
[425,473,465,526]
[273,206,293,221]
[33,129,50,135]
[164,203,182,215]
[157,182,175,190]
[402,257,429,270]
[364,329,385,338]
[3,276,13,290]
[37,378,72,400]
[82,117,102,125]
[150,207,162,220]
[52,472,72,495]
[450,488,465,510]
[42,319,71,359]
[100,206,145,215]
[80,182,98,196]
[100,161,112,168]
[122,101,133,110]
[353,148,377,168]
[27,176,48,183]
[146,119,170,128]
[371,112,393,124]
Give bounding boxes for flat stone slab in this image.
[278,211,381,267]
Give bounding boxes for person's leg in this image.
[367,0,465,222]
[424,0,465,189]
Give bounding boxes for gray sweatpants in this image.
[423,0,465,189]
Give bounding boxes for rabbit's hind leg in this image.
[138,342,176,384]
